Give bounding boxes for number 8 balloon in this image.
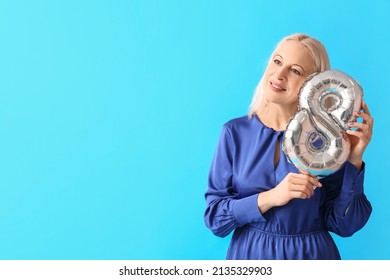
[282,69,363,177]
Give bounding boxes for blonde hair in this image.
[248,33,330,117]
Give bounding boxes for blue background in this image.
[0,0,389,260]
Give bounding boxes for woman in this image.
[204,33,373,259]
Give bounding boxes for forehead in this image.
[274,40,314,71]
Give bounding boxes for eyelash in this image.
[291,68,301,76]
[274,59,282,65]
[273,59,302,76]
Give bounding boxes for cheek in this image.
[291,77,306,92]
[265,63,277,75]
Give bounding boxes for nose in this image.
[274,67,288,80]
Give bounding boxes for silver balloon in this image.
[282,70,363,177]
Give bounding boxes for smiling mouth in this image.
[270,82,286,91]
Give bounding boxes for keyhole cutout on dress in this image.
[274,138,280,169]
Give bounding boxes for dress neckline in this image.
[253,114,285,134]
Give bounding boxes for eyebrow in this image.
[274,54,307,74]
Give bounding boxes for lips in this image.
[270,81,286,92]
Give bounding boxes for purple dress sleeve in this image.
[321,161,372,237]
[204,124,266,237]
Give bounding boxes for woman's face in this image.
[263,40,315,109]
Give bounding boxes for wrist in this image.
[348,157,363,172]
[257,190,274,214]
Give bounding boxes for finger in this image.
[348,121,371,131]
[346,129,366,140]
[308,176,322,188]
[291,185,317,199]
[355,111,374,125]
[291,188,313,199]
[294,170,317,179]
[347,128,372,142]
[297,174,322,187]
[355,110,369,119]
[361,101,371,115]
[296,169,318,183]
[291,181,316,197]
[291,176,315,189]
[297,167,310,175]
[290,191,307,199]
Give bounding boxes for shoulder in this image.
[220,115,258,141]
[223,115,252,131]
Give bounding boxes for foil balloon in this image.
[282,69,363,177]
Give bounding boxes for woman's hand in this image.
[347,101,374,171]
[257,172,322,213]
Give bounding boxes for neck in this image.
[257,103,297,131]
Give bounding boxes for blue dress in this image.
[204,115,372,260]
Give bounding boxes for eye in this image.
[291,68,301,76]
[273,59,282,65]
